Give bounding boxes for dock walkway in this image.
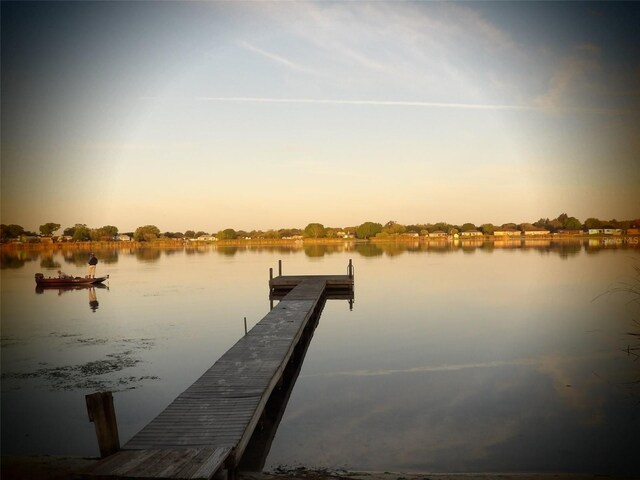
[81,268,353,480]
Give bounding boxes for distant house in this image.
[428,231,448,238]
[523,229,550,236]
[627,228,640,235]
[604,229,623,236]
[460,231,482,237]
[556,230,582,236]
[19,235,39,243]
[493,230,521,237]
[117,234,132,242]
[401,232,420,238]
[588,229,604,235]
[196,235,217,242]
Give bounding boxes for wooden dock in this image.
[80,263,354,480]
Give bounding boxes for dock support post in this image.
[278,260,282,276]
[86,391,120,458]
[269,268,273,281]
[348,259,354,279]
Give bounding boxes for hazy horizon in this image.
[1,213,638,238]
[2,2,639,233]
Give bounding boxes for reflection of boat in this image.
[34,273,109,286]
[35,283,108,294]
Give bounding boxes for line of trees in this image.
[296,214,639,240]
[1,213,638,243]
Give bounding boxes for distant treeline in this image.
[1,213,639,243]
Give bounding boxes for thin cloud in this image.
[184,96,631,115]
[195,96,534,111]
[239,41,315,74]
[535,45,601,112]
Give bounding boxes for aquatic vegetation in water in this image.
[49,332,82,338]
[1,355,159,391]
[1,336,159,391]
[0,336,24,348]
[75,337,109,346]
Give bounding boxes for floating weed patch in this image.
[49,332,82,338]
[78,355,139,376]
[121,338,155,350]
[1,336,160,392]
[0,336,23,348]
[2,358,159,391]
[75,337,109,346]
[116,376,160,391]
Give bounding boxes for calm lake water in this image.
[1,239,639,474]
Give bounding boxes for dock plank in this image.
[125,278,324,451]
[80,273,354,479]
[79,447,232,480]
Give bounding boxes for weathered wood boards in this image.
[269,274,354,302]
[269,274,353,291]
[79,275,342,480]
[81,446,232,480]
[125,280,326,457]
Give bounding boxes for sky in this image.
[2,1,639,233]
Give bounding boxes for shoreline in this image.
[0,456,633,480]
[1,234,637,252]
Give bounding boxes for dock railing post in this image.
[244,317,247,335]
[348,259,354,279]
[86,391,120,458]
[269,267,274,303]
[278,260,282,276]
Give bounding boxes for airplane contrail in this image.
[138,96,626,114]
[195,96,533,111]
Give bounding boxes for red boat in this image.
[34,273,109,286]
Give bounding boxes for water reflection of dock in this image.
[80,262,354,480]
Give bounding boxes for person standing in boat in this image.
[87,253,98,278]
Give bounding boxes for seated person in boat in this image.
[57,270,70,279]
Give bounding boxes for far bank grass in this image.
[2,233,633,253]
